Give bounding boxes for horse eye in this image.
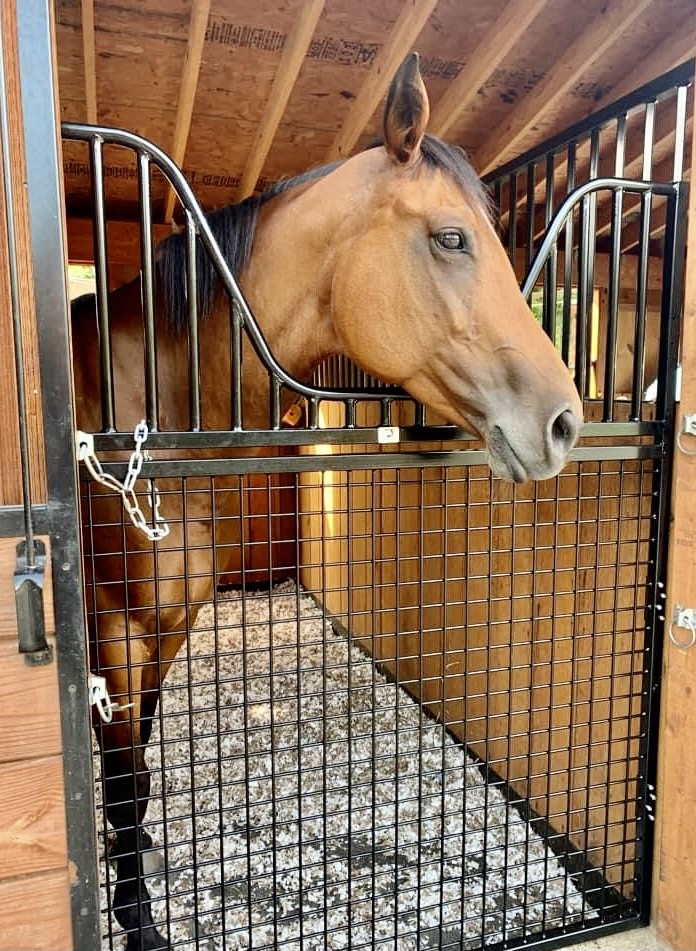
[434,230,468,253]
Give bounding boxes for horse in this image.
[71,53,583,951]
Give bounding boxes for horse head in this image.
[324,53,583,482]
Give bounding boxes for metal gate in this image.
[44,40,692,951]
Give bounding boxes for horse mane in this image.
[157,135,490,333]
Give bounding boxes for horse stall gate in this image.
[1,2,696,951]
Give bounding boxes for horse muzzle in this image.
[486,402,582,484]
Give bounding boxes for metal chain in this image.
[76,420,170,542]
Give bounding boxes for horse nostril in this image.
[550,408,579,450]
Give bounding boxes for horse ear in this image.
[383,52,430,165]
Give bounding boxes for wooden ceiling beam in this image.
[430,0,550,140]
[163,0,212,224]
[237,0,325,200]
[588,16,695,115]
[326,0,439,162]
[80,0,97,123]
[475,0,652,176]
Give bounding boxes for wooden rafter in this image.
[163,0,212,224]
[475,0,653,176]
[237,0,325,201]
[429,0,550,139]
[326,0,439,162]
[80,0,97,123]
[589,16,695,114]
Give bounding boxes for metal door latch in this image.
[669,605,696,649]
[14,539,52,666]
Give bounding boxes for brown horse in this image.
[72,53,582,951]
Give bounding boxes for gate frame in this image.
[6,2,696,950]
[15,1,101,948]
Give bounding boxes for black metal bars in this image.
[63,121,411,439]
[488,64,692,423]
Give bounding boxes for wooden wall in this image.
[655,27,696,949]
[0,3,73,949]
[0,539,71,951]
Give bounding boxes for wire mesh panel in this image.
[84,454,657,951]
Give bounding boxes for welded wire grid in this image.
[85,458,653,950]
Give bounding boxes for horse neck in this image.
[236,206,337,384]
[237,152,388,384]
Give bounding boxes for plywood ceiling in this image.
[55,0,695,224]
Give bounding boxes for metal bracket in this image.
[677,409,696,455]
[669,605,696,649]
[88,672,135,723]
[88,673,113,723]
[377,426,400,444]
[14,538,52,665]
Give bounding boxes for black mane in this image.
[157,135,489,333]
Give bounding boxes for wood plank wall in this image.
[654,25,696,950]
[0,4,73,949]
[0,2,46,507]
[0,539,71,951]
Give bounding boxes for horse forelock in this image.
[156,136,491,334]
[419,135,493,223]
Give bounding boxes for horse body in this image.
[74,53,582,950]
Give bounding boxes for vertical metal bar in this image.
[0,12,34,563]
[231,299,243,430]
[604,115,627,420]
[672,85,688,182]
[642,101,656,181]
[415,466,425,947]
[576,130,600,397]
[270,373,281,429]
[380,398,392,428]
[17,1,100,945]
[137,150,159,430]
[543,151,558,341]
[150,492,172,946]
[631,104,656,420]
[292,474,306,948]
[89,135,116,430]
[209,475,228,950]
[562,142,576,365]
[493,179,502,237]
[585,128,600,397]
[575,192,588,398]
[185,211,201,430]
[525,161,536,273]
[639,184,687,923]
[507,171,517,265]
[307,397,318,428]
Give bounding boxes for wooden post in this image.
[653,26,696,951]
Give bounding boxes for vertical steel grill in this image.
[487,62,692,421]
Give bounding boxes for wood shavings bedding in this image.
[96,582,594,950]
